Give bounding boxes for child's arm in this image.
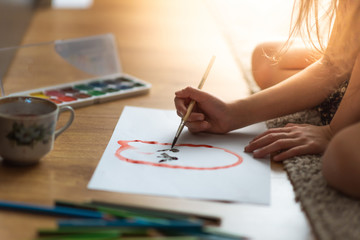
[241,54,360,161]
[329,53,360,134]
[228,58,344,130]
[175,57,344,134]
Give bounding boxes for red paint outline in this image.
[115,140,243,170]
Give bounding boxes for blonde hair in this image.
[281,0,360,75]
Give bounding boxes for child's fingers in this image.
[175,87,209,103]
[245,132,292,152]
[249,127,293,143]
[185,120,211,133]
[186,112,205,122]
[272,145,308,161]
[174,97,187,117]
[251,138,299,159]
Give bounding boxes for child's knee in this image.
[251,42,280,70]
[251,42,282,88]
[322,123,360,198]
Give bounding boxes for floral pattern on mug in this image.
[6,122,55,147]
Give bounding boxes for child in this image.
[174,0,360,198]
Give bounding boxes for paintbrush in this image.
[171,56,216,149]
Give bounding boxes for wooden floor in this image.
[0,1,314,239]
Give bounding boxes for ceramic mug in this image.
[0,96,75,166]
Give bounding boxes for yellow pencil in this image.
[171,56,216,148]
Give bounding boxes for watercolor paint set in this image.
[1,34,152,108]
[9,73,151,108]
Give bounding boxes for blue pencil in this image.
[0,200,108,219]
[57,219,247,240]
[58,218,203,230]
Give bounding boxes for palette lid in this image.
[0,33,122,96]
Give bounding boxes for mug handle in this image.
[55,106,75,138]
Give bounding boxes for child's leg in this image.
[251,41,321,89]
[322,122,360,199]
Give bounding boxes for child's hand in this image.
[244,124,333,161]
[174,87,232,134]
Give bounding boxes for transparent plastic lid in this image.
[0,33,122,96]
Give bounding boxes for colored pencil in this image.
[89,200,220,225]
[31,199,246,240]
[0,200,108,219]
[55,200,172,223]
[57,218,203,230]
[36,230,120,240]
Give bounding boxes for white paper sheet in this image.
[88,106,270,204]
